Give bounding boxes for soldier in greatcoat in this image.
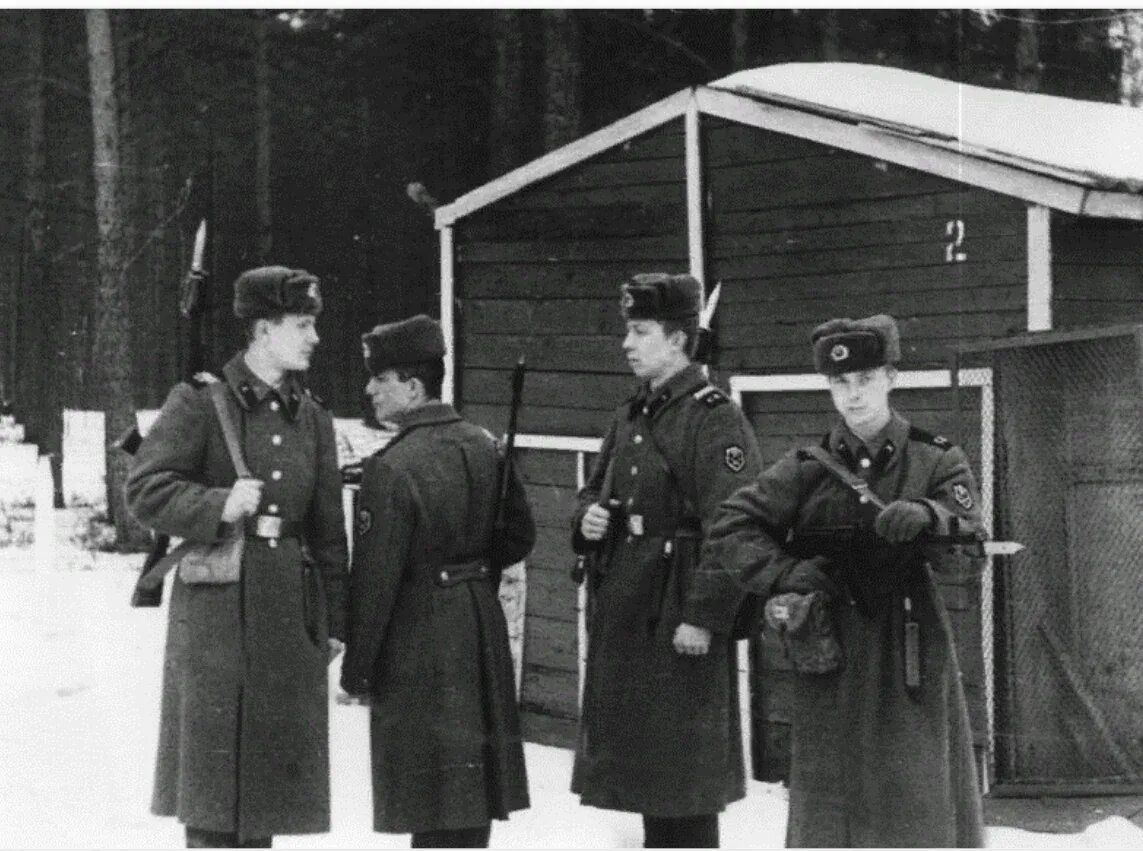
[687,314,985,847]
[340,314,536,849]
[570,273,763,848]
[126,267,349,847]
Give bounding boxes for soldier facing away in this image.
[571,273,763,848]
[340,314,536,849]
[126,266,349,848]
[687,314,985,846]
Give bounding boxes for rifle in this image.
[122,218,210,608]
[799,445,1023,558]
[490,357,526,571]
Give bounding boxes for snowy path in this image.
[0,556,1139,849]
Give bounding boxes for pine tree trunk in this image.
[731,9,751,69]
[86,9,145,547]
[1015,11,1041,92]
[255,15,273,262]
[1119,11,1143,106]
[821,10,842,61]
[489,9,526,176]
[542,10,583,151]
[15,11,48,415]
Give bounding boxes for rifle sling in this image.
[801,444,888,512]
[136,382,249,591]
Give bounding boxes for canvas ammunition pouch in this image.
[176,382,251,586]
[175,529,246,585]
[763,591,844,675]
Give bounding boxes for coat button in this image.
[633,434,643,444]
[859,457,871,469]
[268,504,279,514]
[268,539,278,549]
[480,566,488,575]
[271,434,282,446]
[440,570,449,582]
[630,465,638,476]
[269,400,280,412]
[271,470,282,481]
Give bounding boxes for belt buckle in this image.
[627,514,644,536]
[254,515,283,539]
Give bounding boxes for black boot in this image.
[642,814,719,848]
[411,824,491,848]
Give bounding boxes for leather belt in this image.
[434,558,493,588]
[625,516,702,539]
[243,515,304,540]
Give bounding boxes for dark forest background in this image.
[1,9,1141,538]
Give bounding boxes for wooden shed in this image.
[432,62,1143,789]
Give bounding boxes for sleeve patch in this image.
[952,483,974,510]
[725,445,746,472]
[356,508,374,536]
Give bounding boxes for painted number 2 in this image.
[945,219,967,263]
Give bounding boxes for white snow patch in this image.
[1,532,1141,849]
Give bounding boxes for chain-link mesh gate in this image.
[957,325,1143,793]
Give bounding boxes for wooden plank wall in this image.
[702,118,1029,373]
[514,447,586,747]
[742,385,989,780]
[454,119,688,437]
[1051,215,1143,330]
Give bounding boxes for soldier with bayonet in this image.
[687,314,987,847]
[340,315,536,848]
[570,273,762,848]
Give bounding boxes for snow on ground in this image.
[1,535,1141,849]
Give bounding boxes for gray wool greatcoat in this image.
[570,364,762,817]
[340,402,536,834]
[687,410,985,847]
[125,354,348,838]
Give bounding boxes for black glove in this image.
[775,556,842,598]
[874,500,934,544]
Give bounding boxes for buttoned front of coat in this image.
[126,353,348,838]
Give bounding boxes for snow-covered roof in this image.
[437,62,1143,227]
[713,62,1143,194]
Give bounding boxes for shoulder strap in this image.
[801,444,887,511]
[597,414,634,503]
[640,419,699,520]
[207,383,252,478]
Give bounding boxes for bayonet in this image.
[190,218,207,273]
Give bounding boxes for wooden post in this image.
[1027,205,1052,331]
[440,226,455,404]
[685,91,705,286]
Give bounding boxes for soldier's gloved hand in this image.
[776,556,841,598]
[874,500,934,544]
[220,477,264,523]
[580,503,611,542]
